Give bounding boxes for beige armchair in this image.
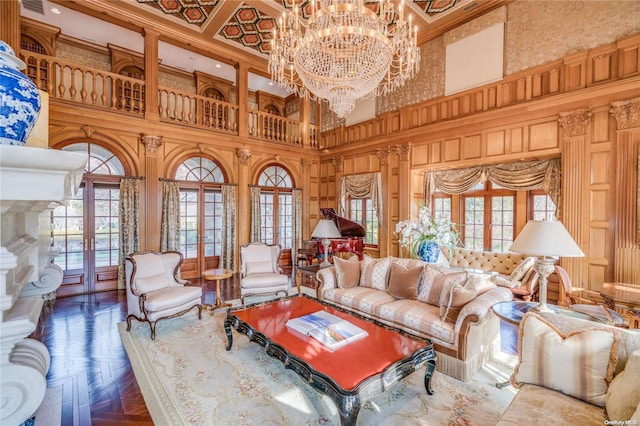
[125,251,203,340]
[240,243,290,303]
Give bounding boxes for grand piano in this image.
[317,208,365,261]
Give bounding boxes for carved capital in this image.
[610,97,640,130]
[558,109,591,137]
[236,148,251,165]
[300,158,312,171]
[376,147,391,165]
[395,143,411,162]
[331,156,344,172]
[81,125,95,138]
[141,135,163,157]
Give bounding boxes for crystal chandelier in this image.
[269,0,420,118]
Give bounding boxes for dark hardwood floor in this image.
[31,275,518,425]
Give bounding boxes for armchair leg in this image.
[150,321,157,341]
[126,315,134,331]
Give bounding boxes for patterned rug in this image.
[119,300,517,426]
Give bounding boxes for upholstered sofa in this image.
[315,255,513,381]
[440,247,538,301]
[497,311,640,425]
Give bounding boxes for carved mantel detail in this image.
[558,109,592,137]
[236,148,251,165]
[141,135,162,157]
[610,97,640,129]
[331,156,344,172]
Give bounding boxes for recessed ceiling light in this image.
[268,82,274,86]
[51,7,61,14]
[215,63,222,68]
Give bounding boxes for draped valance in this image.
[339,172,383,226]
[423,158,561,218]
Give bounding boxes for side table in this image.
[202,268,233,315]
[296,264,322,298]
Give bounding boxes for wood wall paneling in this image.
[617,37,640,78]
[509,127,524,153]
[444,138,461,162]
[528,121,558,151]
[590,151,610,185]
[486,130,506,157]
[412,143,430,167]
[463,135,482,160]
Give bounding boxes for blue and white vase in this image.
[418,240,440,263]
[0,40,41,146]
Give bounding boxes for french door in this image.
[52,177,120,296]
[178,187,222,279]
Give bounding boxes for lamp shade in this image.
[311,219,342,239]
[509,220,584,257]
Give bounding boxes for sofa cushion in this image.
[334,256,361,289]
[416,265,445,303]
[510,256,536,281]
[322,287,395,316]
[144,285,202,312]
[606,350,640,421]
[377,299,455,344]
[359,255,391,291]
[439,275,478,323]
[387,263,422,299]
[496,384,607,426]
[512,312,620,407]
[135,272,170,293]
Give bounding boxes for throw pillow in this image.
[359,255,391,291]
[417,266,445,303]
[387,263,422,299]
[493,275,521,288]
[135,272,169,293]
[512,312,620,407]
[334,256,361,289]
[510,256,537,281]
[439,274,477,323]
[633,403,640,422]
[425,271,467,307]
[606,350,640,421]
[245,260,274,274]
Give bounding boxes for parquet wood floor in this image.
[31,274,518,425]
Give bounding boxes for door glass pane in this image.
[94,186,120,267]
[260,193,275,244]
[203,190,222,256]
[179,190,198,259]
[533,194,556,220]
[279,193,292,249]
[464,196,484,250]
[52,187,84,270]
[433,197,452,221]
[491,196,514,252]
[364,199,378,245]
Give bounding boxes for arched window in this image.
[174,157,226,277]
[257,165,293,248]
[52,143,125,295]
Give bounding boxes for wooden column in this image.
[377,147,392,258]
[300,97,311,148]
[610,97,640,283]
[331,156,344,213]
[141,135,162,250]
[395,143,411,257]
[236,63,249,139]
[300,158,312,238]
[236,148,251,246]
[143,28,159,122]
[558,108,591,288]
[0,0,20,54]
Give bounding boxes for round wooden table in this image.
[202,268,233,315]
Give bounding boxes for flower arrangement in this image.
[395,205,461,258]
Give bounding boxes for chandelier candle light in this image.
[269,0,420,118]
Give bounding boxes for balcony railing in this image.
[19,50,313,148]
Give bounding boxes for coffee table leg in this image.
[224,318,233,351]
[424,359,436,395]
[336,396,360,426]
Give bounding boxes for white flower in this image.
[395,206,460,257]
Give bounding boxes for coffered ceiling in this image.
[50,0,509,75]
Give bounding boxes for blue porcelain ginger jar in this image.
[418,240,440,263]
[0,40,41,145]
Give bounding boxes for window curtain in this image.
[117,177,140,290]
[220,184,237,271]
[338,172,384,226]
[423,158,561,218]
[292,188,303,261]
[160,180,181,251]
[249,185,262,242]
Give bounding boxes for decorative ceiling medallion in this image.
[414,0,458,15]
[220,5,276,55]
[136,0,221,27]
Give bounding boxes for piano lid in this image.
[320,208,366,238]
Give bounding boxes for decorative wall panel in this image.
[462,135,482,159]
[528,122,558,151]
[486,131,505,157]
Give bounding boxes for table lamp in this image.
[509,220,584,312]
[312,219,342,268]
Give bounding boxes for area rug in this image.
[119,302,516,426]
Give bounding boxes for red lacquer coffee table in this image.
[224,294,436,426]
